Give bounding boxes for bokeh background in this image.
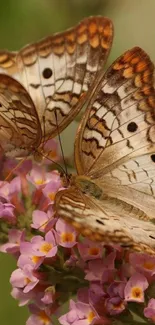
[0,0,155,324]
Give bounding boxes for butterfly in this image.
[0,16,113,160]
[54,46,155,254]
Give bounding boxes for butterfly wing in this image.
[0,16,113,140]
[66,46,155,251]
[0,51,18,76]
[0,74,41,158]
[75,47,155,176]
[55,186,155,254]
[74,46,155,214]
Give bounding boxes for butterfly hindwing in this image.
[99,153,155,219]
[74,46,155,220]
[0,74,41,157]
[55,185,155,254]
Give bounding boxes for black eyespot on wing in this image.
[151,154,155,163]
[0,103,2,107]
[42,68,53,79]
[127,122,138,132]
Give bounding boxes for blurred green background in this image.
[0,0,155,324]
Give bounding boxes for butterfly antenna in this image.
[38,115,66,175]
[54,111,68,178]
[40,151,66,175]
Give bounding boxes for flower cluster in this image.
[0,142,155,325]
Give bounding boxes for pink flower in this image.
[105,297,126,315]
[27,304,52,325]
[0,200,16,222]
[43,139,59,164]
[18,232,57,269]
[130,253,155,279]
[78,239,103,261]
[77,288,89,304]
[9,176,21,196]
[89,283,106,310]
[0,181,11,199]
[144,298,155,323]
[11,287,35,306]
[124,273,149,302]
[42,176,62,203]
[85,252,116,283]
[64,253,78,268]
[85,259,104,282]
[18,241,44,270]
[55,219,77,248]
[0,178,21,200]
[41,287,55,305]
[0,229,25,257]
[31,209,56,232]
[119,262,135,281]
[30,232,58,258]
[59,299,100,325]
[107,281,126,299]
[4,158,32,176]
[10,264,39,293]
[27,165,55,188]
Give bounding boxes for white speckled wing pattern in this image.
[0,16,113,157]
[55,47,155,254]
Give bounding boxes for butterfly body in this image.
[71,175,103,199]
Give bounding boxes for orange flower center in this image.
[35,179,44,185]
[48,150,57,159]
[112,301,124,310]
[61,232,74,243]
[143,261,155,270]
[32,256,42,264]
[87,310,95,323]
[25,277,31,284]
[40,242,53,253]
[40,220,48,230]
[131,287,143,299]
[39,310,51,324]
[89,247,100,255]
[48,192,56,201]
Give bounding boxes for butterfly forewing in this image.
[0,51,17,75]
[75,47,155,176]
[0,16,113,142]
[0,74,41,157]
[74,46,155,219]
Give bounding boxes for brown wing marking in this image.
[0,74,42,157]
[16,16,113,139]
